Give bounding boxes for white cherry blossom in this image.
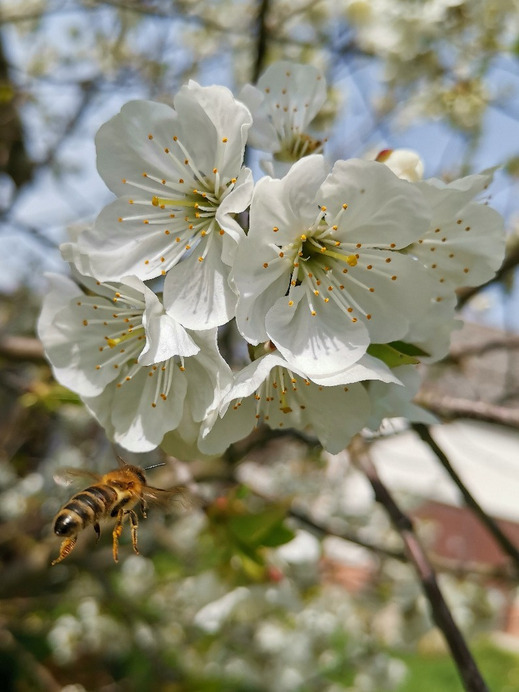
[83,329,232,453]
[198,350,394,455]
[35,62,508,458]
[38,274,198,398]
[240,61,327,175]
[234,155,436,377]
[78,82,253,329]
[38,274,231,452]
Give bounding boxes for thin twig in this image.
[412,423,519,574]
[447,334,519,362]
[286,503,406,563]
[0,335,45,362]
[415,390,519,428]
[350,437,490,692]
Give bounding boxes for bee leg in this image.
[51,536,77,566]
[128,509,140,555]
[93,522,101,542]
[112,509,125,563]
[140,499,148,519]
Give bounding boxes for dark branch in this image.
[0,335,45,362]
[448,334,519,363]
[251,0,271,83]
[288,504,407,562]
[412,423,519,574]
[350,437,490,692]
[0,32,33,190]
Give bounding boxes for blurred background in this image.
[1,1,519,690]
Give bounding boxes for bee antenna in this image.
[143,462,166,471]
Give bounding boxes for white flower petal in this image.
[79,197,188,281]
[412,174,505,292]
[215,167,253,250]
[234,242,295,345]
[331,249,439,343]
[163,235,238,329]
[321,159,430,247]
[403,292,459,363]
[200,352,371,454]
[139,313,199,364]
[174,81,252,175]
[241,61,327,155]
[38,276,146,397]
[303,382,371,454]
[85,363,188,453]
[265,287,370,376]
[181,328,233,422]
[310,353,401,386]
[366,365,436,430]
[249,156,328,244]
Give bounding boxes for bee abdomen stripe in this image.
[64,499,95,522]
[72,491,107,514]
[87,485,118,505]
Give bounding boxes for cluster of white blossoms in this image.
[38,62,506,457]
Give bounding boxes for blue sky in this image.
[1,11,518,332]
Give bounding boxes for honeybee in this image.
[51,457,186,565]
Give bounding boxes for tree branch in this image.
[415,389,519,428]
[447,334,519,363]
[0,335,44,362]
[412,423,519,574]
[350,436,490,692]
[251,0,271,83]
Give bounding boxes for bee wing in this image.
[53,467,101,488]
[143,484,194,511]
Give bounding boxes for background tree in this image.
[1,1,519,690]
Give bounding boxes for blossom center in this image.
[234,365,310,425]
[276,132,323,163]
[120,131,240,271]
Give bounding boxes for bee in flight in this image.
[51,457,186,565]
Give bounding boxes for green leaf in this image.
[260,523,295,547]
[228,506,293,549]
[389,341,430,358]
[367,341,429,368]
